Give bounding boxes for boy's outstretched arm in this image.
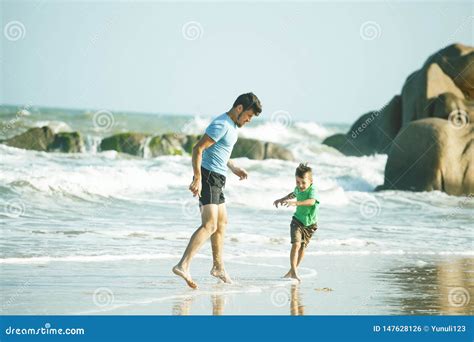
[273,192,295,208]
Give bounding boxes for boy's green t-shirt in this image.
[293,183,319,226]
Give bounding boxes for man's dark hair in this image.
[295,162,312,178]
[233,92,262,115]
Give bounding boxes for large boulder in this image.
[2,126,55,151]
[400,44,474,126]
[323,96,402,156]
[264,142,294,161]
[148,133,187,157]
[230,138,294,160]
[1,126,83,153]
[49,132,84,153]
[231,138,265,159]
[100,132,148,156]
[377,118,473,196]
[323,44,474,158]
[322,43,474,196]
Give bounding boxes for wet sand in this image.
[1,254,472,315]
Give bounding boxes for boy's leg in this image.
[210,203,232,283]
[289,242,301,281]
[173,204,218,288]
[297,243,305,266]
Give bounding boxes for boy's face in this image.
[296,174,312,191]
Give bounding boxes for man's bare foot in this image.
[172,265,198,289]
[210,266,233,284]
[289,269,301,282]
[282,270,292,278]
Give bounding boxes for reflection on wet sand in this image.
[172,293,226,315]
[171,284,305,315]
[377,257,473,315]
[290,285,304,315]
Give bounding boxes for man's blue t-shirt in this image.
[202,113,238,176]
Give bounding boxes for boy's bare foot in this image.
[173,265,198,289]
[210,266,233,284]
[282,270,292,278]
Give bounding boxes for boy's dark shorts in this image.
[290,216,318,248]
[198,166,226,206]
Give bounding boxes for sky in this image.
[1,0,473,123]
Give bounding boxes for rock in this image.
[230,138,265,159]
[100,132,148,156]
[323,96,402,156]
[264,142,294,161]
[322,44,474,196]
[2,126,55,151]
[148,133,187,157]
[49,132,83,153]
[230,138,293,160]
[378,118,473,196]
[183,134,201,154]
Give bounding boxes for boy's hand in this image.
[189,176,202,197]
[273,199,283,208]
[282,200,297,207]
[233,167,248,180]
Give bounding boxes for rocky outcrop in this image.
[100,132,148,156]
[323,43,474,195]
[2,127,293,162]
[231,138,294,161]
[49,132,84,153]
[376,118,473,196]
[148,133,202,157]
[1,126,83,153]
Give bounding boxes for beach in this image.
[1,110,473,315]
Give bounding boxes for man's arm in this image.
[189,134,216,197]
[227,159,248,180]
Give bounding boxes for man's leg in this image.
[172,204,218,289]
[210,203,232,283]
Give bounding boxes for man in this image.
[172,92,262,289]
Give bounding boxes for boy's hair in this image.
[295,162,312,179]
[233,92,262,115]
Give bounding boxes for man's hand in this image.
[233,167,248,180]
[189,176,202,197]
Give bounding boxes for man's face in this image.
[296,174,312,191]
[236,108,256,127]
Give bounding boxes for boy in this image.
[273,163,320,282]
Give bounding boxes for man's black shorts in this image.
[198,166,226,206]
